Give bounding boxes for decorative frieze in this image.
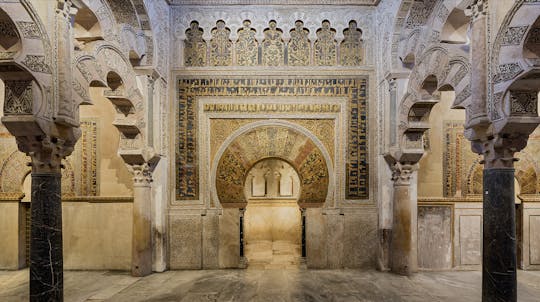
[16,21,41,39]
[501,26,529,46]
[493,62,523,84]
[21,55,51,74]
[182,18,366,67]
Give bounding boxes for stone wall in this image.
[0,83,134,270]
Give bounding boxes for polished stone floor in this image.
[1,268,540,302]
[245,240,302,269]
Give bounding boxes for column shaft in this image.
[483,168,517,302]
[30,173,63,302]
[390,182,417,275]
[132,183,152,276]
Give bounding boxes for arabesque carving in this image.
[262,21,284,66]
[288,21,310,66]
[314,20,337,66]
[184,21,206,67]
[210,20,232,66]
[236,20,258,66]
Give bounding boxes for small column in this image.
[480,136,524,302]
[130,164,153,277]
[389,162,417,275]
[28,140,67,301]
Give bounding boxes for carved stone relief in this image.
[340,20,363,66]
[210,20,232,66]
[184,21,206,67]
[3,80,33,115]
[288,21,310,66]
[262,21,284,66]
[177,76,369,200]
[314,20,337,66]
[236,20,258,66]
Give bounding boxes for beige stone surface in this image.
[305,207,326,268]
[202,210,219,269]
[418,91,465,198]
[244,200,301,244]
[418,205,453,270]
[342,209,378,268]
[219,208,240,268]
[80,90,133,196]
[63,201,132,270]
[0,202,23,269]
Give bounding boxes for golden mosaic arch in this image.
[215,125,329,207]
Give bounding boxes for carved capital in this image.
[56,0,73,21]
[465,0,488,20]
[390,162,417,186]
[480,134,528,169]
[129,163,153,186]
[26,136,73,174]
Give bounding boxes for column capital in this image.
[477,134,528,169]
[129,163,153,187]
[465,0,488,20]
[390,162,417,186]
[26,136,73,174]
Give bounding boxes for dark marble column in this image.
[483,168,517,302]
[30,173,63,302]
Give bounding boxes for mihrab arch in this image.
[213,122,332,208]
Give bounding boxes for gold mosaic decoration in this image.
[215,125,328,204]
[314,20,337,66]
[209,118,335,164]
[184,21,207,67]
[236,20,258,66]
[262,21,284,66]
[288,21,310,66]
[210,20,232,66]
[177,76,369,200]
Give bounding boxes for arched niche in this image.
[73,6,103,50]
[523,15,540,62]
[0,8,21,58]
[441,8,470,45]
[213,123,331,208]
[244,158,301,200]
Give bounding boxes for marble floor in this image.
[1,268,540,302]
[245,240,303,269]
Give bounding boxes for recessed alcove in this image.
[441,8,470,44]
[243,158,302,269]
